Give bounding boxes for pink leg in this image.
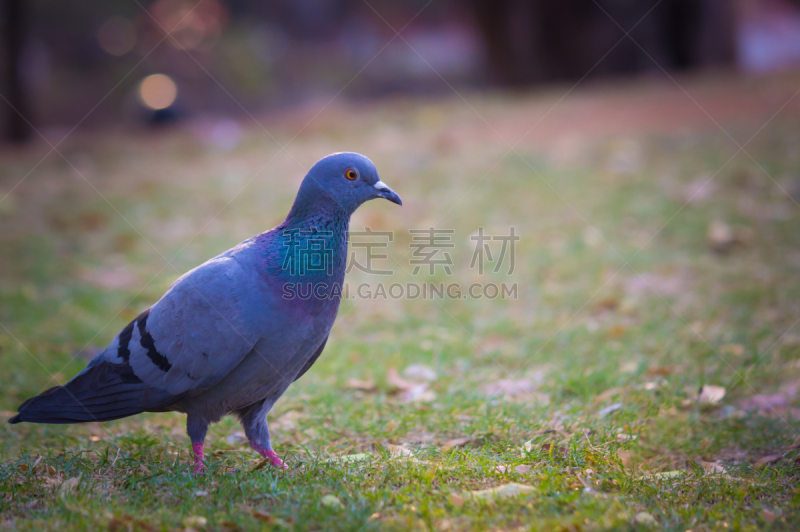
[192,441,206,474]
[249,441,288,470]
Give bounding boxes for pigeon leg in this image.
[238,399,288,470]
[187,414,209,474]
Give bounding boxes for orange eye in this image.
[345,169,358,180]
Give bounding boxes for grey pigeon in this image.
[9,152,401,473]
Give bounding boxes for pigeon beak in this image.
[373,180,402,206]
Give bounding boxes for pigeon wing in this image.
[107,254,276,397]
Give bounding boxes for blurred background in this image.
[2,1,800,515]
[3,0,800,140]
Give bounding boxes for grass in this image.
[2,72,800,530]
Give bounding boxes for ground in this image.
[1,71,800,531]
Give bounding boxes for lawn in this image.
[2,72,800,531]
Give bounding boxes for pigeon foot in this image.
[249,441,288,470]
[192,441,206,474]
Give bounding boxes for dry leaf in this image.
[701,461,726,474]
[698,385,726,404]
[252,511,271,523]
[617,450,632,468]
[647,366,675,376]
[513,464,531,474]
[762,509,777,523]
[708,220,734,253]
[495,466,507,474]
[598,402,624,417]
[755,454,783,468]
[345,378,376,391]
[637,470,685,481]
[387,368,417,392]
[320,495,344,509]
[721,343,745,356]
[739,393,791,411]
[448,493,465,507]
[183,516,208,528]
[58,476,80,496]
[386,444,415,458]
[465,482,535,501]
[403,364,437,381]
[318,453,373,464]
[481,379,537,400]
[402,384,436,403]
[634,512,657,525]
[442,437,472,451]
[539,443,568,459]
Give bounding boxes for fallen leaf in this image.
[682,174,716,203]
[320,494,344,509]
[755,454,783,468]
[194,490,208,497]
[617,450,633,468]
[386,444,415,458]
[538,443,568,459]
[183,516,208,528]
[762,509,777,523]
[698,385,726,404]
[637,470,685,481]
[739,393,791,411]
[598,402,624,417]
[465,482,535,501]
[58,476,80,496]
[634,511,657,525]
[721,343,745,356]
[733,226,754,246]
[481,379,537,400]
[595,297,619,312]
[442,437,472,451]
[701,461,726,474]
[318,453,373,464]
[708,220,734,253]
[495,466,507,474]
[448,493,465,507]
[345,378,376,391]
[403,364,437,381]
[609,324,626,338]
[647,366,674,376]
[387,368,418,392]
[513,464,531,473]
[402,383,436,403]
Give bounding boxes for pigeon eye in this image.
[345,169,358,181]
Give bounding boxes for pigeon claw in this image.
[250,441,289,470]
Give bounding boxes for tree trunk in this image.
[4,0,32,142]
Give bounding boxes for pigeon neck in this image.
[265,201,350,284]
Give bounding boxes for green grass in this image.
[2,74,800,530]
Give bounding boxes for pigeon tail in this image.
[8,361,172,424]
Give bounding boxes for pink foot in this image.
[250,441,289,470]
[192,441,206,474]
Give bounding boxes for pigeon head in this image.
[289,152,402,218]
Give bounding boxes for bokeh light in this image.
[97,16,137,56]
[138,74,178,110]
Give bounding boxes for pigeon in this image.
[9,152,402,473]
